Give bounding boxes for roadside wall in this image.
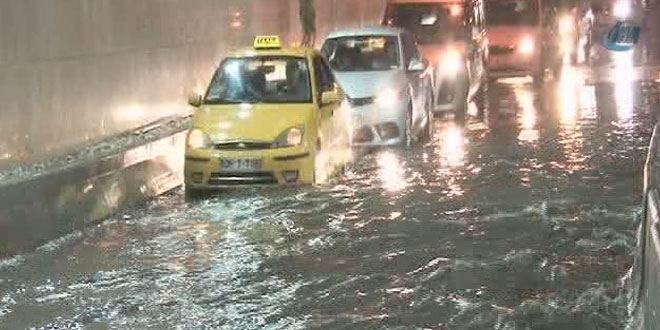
[0,0,387,170]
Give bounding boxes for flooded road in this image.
[2,62,659,330]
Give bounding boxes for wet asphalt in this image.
[1,58,660,329]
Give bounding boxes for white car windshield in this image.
[322,36,400,72]
[204,56,312,104]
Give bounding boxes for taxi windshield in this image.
[204,56,312,104]
[384,3,465,44]
[321,36,400,72]
[486,0,540,26]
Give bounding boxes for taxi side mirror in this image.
[321,90,342,105]
[188,93,203,107]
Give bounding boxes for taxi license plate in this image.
[220,158,262,171]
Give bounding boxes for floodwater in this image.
[1,60,659,330]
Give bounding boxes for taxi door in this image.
[311,55,346,167]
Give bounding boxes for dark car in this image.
[382,0,488,120]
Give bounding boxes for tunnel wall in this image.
[0,0,240,168]
[0,0,387,171]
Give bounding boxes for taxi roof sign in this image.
[254,35,281,49]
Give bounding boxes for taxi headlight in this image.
[518,37,534,55]
[375,88,400,107]
[273,126,304,148]
[439,49,463,75]
[187,128,212,149]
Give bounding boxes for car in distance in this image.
[382,0,488,119]
[485,0,551,83]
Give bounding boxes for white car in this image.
[321,26,434,147]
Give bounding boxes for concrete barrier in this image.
[0,116,189,258]
[632,122,660,329]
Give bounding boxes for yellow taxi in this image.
[184,36,352,192]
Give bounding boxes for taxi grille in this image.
[349,97,375,107]
[214,142,272,150]
[489,45,515,55]
[208,172,277,185]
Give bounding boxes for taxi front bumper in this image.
[184,146,314,188]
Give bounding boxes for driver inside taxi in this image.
[284,61,308,100]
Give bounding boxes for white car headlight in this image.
[375,89,400,107]
[518,37,534,55]
[187,128,212,149]
[273,126,304,148]
[440,49,463,75]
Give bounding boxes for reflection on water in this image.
[614,52,635,121]
[558,64,585,171]
[377,151,407,192]
[580,84,598,120]
[559,65,580,127]
[2,67,656,330]
[433,123,466,198]
[515,84,539,143]
[438,124,466,168]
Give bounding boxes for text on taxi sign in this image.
[254,36,281,48]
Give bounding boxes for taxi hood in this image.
[333,70,407,100]
[193,104,314,143]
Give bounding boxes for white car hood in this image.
[334,70,407,100]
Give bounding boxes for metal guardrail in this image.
[0,116,191,258]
